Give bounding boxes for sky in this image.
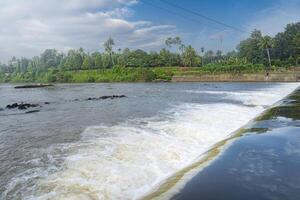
[0,0,299,62]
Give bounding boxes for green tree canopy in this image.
[182,45,201,67]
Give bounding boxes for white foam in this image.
[187,83,299,106]
[26,83,299,200]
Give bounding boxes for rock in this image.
[83,95,126,101]
[99,96,111,100]
[72,95,127,102]
[15,84,54,89]
[18,103,39,110]
[6,103,40,110]
[6,103,19,109]
[25,110,40,114]
[18,104,26,110]
[44,102,50,105]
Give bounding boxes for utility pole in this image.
[219,34,224,54]
[210,32,225,55]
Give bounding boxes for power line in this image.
[139,0,225,31]
[159,0,248,33]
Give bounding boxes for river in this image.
[0,83,298,199]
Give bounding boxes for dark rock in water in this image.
[19,103,39,110]
[84,95,126,101]
[99,96,111,100]
[6,103,19,109]
[6,103,40,110]
[25,110,40,114]
[15,84,54,89]
[18,104,28,110]
[71,95,126,102]
[44,102,50,105]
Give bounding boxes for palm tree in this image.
[165,36,184,66]
[201,47,205,66]
[165,36,183,52]
[104,37,115,66]
[259,36,274,74]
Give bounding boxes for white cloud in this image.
[1,0,298,61]
[0,0,178,62]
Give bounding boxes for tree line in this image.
[0,22,299,76]
[237,22,300,68]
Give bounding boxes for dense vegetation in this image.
[0,22,299,83]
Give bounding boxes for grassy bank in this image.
[0,64,297,83]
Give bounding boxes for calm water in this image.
[0,83,299,199]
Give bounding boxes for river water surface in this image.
[0,83,299,199]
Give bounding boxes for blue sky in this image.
[0,0,299,61]
[133,0,272,27]
[128,0,300,51]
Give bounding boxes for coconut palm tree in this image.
[165,36,183,52]
[104,37,115,67]
[259,36,274,73]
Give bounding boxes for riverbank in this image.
[144,87,300,200]
[1,66,299,83]
[172,72,300,82]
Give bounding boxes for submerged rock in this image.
[4,95,126,112]
[14,84,54,89]
[6,103,19,109]
[6,103,40,110]
[84,95,126,101]
[25,110,40,114]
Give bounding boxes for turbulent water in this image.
[0,83,298,200]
